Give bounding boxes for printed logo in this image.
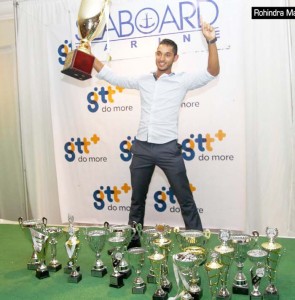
[58,40,72,65]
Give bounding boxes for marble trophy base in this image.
[91,267,107,278]
[109,273,124,288]
[48,263,62,272]
[36,269,50,279]
[68,273,82,283]
[147,273,157,284]
[132,283,147,294]
[263,292,279,300]
[162,282,172,293]
[153,291,168,300]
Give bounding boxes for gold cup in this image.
[61,0,111,80]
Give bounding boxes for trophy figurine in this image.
[231,231,259,295]
[148,252,168,300]
[205,251,223,299]
[85,227,108,277]
[127,247,147,294]
[18,217,47,270]
[61,0,111,80]
[214,230,235,299]
[247,249,268,300]
[30,226,50,279]
[46,226,63,272]
[261,227,284,300]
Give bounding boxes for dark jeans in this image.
[128,139,203,232]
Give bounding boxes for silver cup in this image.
[231,231,259,295]
[127,247,147,294]
[18,217,47,270]
[46,226,63,272]
[85,227,108,277]
[247,249,268,299]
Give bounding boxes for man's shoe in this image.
[127,239,141,249]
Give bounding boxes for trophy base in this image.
[91,267,107,278]
[216,294,231,299]
[232,285,249,295]
[147,273,157,284]
[263,292,279,300]
[153,291,168,300]
[132,283,147,294]
[68,273,82,283]
[109,273,124,288]
[162,282,172,293]
[27,262,39,270]
[250,295,263,300]
[189,290,203,300]
[64,265,80,274]
[120,269,132,279]
[61,49,94,81]
[48,263,62,272]
[36,269,50,279]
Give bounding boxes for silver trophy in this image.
[231,231,259,295]
[127,247,147,294]
[214,229,235,299]
[261,227,284,300]
[30,226,50,279]
[46,226,63,272]
[85,227,108,277]
[18,217,47,270]
[247,249,268,300]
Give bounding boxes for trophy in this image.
[148,252,168,300]
[153,224,173,293]
[18,217,47,270]
[127,247,147,294]
[247,249,268,299]
[85,227,108,277]
[46,226,63,272]
[205,251,223,299]
[108,235,126,288]
[214,230,235,299]
[61,0,111,80]
[231,231,259,295]
[261,227,284,300]
[30,226,50,279]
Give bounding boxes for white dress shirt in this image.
[96,65,215,144]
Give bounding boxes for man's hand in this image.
[201,18,216,42]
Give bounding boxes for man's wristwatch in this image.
[207,37,217,44]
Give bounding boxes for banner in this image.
[49,0,246,230]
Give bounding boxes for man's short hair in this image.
[159,39,178,55]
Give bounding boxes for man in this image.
[93,21,219,247]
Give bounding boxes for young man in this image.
[93,21,219,247]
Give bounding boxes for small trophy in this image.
[231,231,259,295]
[214,230,235,299]
[61,0,111,80]
[18,217,47,270]
[30,226,50,279]
[85,227,108,277]
[247,249,268,299]
[46,226,63,272]
[127,247,147,294]
[205,251,223,299]
[261,227,284,300]
[148,252,168,300]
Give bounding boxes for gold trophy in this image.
[61,0,111,80]
[261,227,284,300]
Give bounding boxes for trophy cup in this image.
[231,231,259,295]
[127,247,147,294]
[108,235,126,288]
[214,230,235,299]
[46,226,63,272]
[30,226,50,279]
[205,251,223,299]
[247,249,268,300]
[153,224,173,293]
[61,0,111,81]
[261,227,284,300]
[18,217,47,270]
[148,252,168,300]
[85,227,108,277]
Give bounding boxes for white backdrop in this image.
[11,0,295,236]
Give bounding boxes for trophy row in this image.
[18,216,284,300]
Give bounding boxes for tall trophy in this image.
[231,231,259,295]
[261,227,284,300]
[46,226,63,272]
[205,251,223,299]
[85,227,108,277]
[247,248,268,300]
[148,252,168,300]
[18,217,47,270]
[61,0,111,80]
[214,230,235,299]
[127,247,147,294]
[30,226,50,279]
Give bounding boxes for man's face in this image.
[155,44,178,74]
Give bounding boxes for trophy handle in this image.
[104,221,109,229]
[204,229,211,239]
[42,217,47,226]
[18,217,23,226]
